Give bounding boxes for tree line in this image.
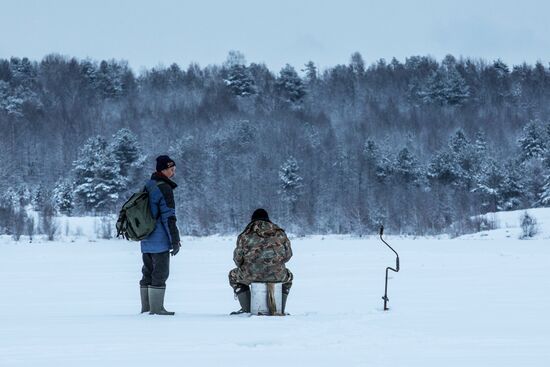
[1,51,550,237]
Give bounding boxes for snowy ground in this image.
[1,211,549,366]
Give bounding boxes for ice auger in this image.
[379,225,400,311]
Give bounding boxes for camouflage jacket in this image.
[233,220,293,282]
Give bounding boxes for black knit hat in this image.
[156,155,176,172]
[251,208,270,222]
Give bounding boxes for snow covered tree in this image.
[109,128,144,178]
[1,187,20,211]
[225,64,255,97]
[447,129,480,189]
[419,66,469,105]
[363,139,394,183]
[52,179,74,216]
[95,60,133,99]
[500,160,524,210]
[521,159,546,207]
[518,120,548,161]
[0,82,42,117]
[276,64,305,103]
[73,136,124,214]
[9,57,37,87]
[393,147,419,184]
[428,150,460,185]
[471,159,504,212]
[303,61,318,84]
[428,130,480,189]
[279,156,303,216]
[444,67,470,105]
[31,185,48,211]
[222,51,256,97]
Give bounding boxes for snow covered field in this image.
[1,211,549,366]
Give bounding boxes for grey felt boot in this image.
[282,292,288,315]
[148,286,175,315]
[230,290,250,315]
[140,286,150,313]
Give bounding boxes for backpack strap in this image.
[144,180,164,220]
[144,180,164,192]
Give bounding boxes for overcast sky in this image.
[1,0,549,73]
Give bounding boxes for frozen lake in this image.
[0,234,548,366]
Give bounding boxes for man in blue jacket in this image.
[140,155,181,315]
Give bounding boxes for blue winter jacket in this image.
[140,173,181,254]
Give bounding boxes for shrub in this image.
[519,212,538,239]
[40,202,58,241]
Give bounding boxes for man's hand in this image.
[171,242,181,256]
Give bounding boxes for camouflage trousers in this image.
[228,267,293,294]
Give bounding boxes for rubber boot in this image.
[282,292,288,315]
[148,286,175,315]
[230,290,250,315]
[140,286,150,313]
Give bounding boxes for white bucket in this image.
[250,282,283,315]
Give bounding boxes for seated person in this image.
[228,208,293,314]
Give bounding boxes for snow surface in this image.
[460,207,550,240]
[1,210,550,366]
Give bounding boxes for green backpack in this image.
[116,181,162,241]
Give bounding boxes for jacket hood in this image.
[243,220,283,238]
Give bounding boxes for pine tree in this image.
[428,130,475,187]
[394,147,419,184]
[419,70,446,104]
[428,150,460,185]
[521,159,546,207]
[518,120,548,161]
[444,67,470,105]
[279,156,303,216]
[225,64,256,97]
[493,59,510,78]
[472,159,504,212]
[419,67,469,105]
[109,128,143,178]
[276,64,305,103]
[52,179,74,216]
[500,160,524,210]
[303,61,318,84]
[448,129,478,189]
[31,185,47,211]
[73,136,123,213]
[96,60,131,98]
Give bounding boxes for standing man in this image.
[229,208,293,314]
[140,155,181,315]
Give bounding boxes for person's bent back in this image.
[228,208,293,314]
